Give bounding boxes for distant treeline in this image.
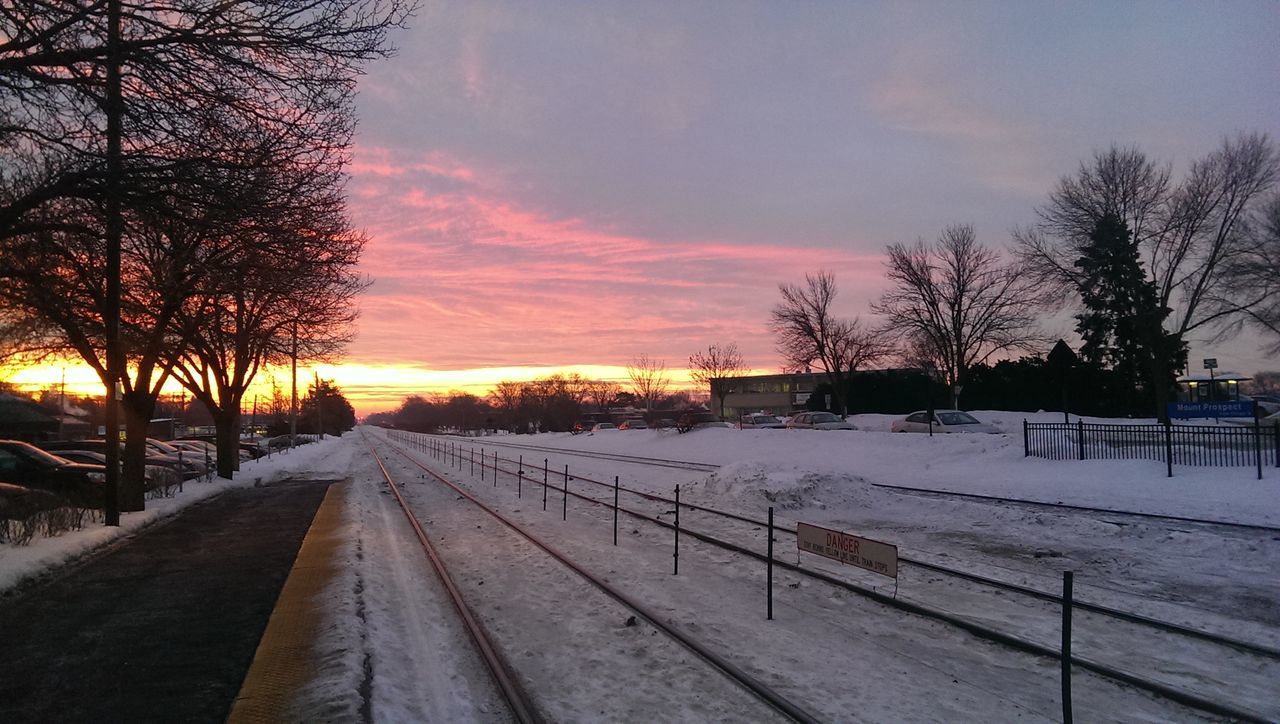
[809,356,1168,418]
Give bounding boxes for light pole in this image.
[290,321,298,447]
[922,362,937,438]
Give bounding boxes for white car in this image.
[891,410,999,434]
[785,411,856,430]
[738,414,785,429]
[590,422,617,432]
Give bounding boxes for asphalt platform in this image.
[0,479,334,723]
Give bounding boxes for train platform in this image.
[0,476,344,723]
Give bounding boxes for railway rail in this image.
[432,431,1279,534]
[870,482,1280,535]
[363,431,820,723]
[385,429,1279,723]
[429,434,719,472]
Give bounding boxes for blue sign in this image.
[1167,400,1255,419]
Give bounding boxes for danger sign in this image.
[797,522,898,578]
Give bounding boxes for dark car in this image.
[53,450,180,492]
[41,439,206,480]
[0,440,106,508]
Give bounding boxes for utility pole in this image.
[102,0,124,526]
[58,368,66,440]
[315,370,323,440]
[290,321,298,447]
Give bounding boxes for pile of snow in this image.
[704,460,875,511]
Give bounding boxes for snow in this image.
[4,418,1277,721]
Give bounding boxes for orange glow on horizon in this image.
[4,360,767,417]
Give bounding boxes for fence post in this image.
[613,476,619,546]
[480,447,485,482]
[1076,419,1085,461]
[1023,419,1029,457]
[563,464,569,521]
[673,485,680,575]
[1274,421,1279,468]
[1256,415,1263,481]
[517,455,523,497]
[542,459,548,511]
[1062,571,1074,724]
[767,506,774,621]
[1164,422,1173,478]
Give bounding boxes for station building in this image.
[1175,371,1251,402]
[715,372,828,419]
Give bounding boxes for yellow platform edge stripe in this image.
[226,482,346,724]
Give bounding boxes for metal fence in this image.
[1024,419,1280,478]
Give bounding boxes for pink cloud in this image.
[346,149,889,373]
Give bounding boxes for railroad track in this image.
[382,428,1279,723]
[870,482,1280,534]
[424,430,1278,534]
[362,431,819,723]
[426,434,720,472]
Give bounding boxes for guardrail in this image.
[1024,419,1280,478]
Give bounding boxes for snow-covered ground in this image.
[4,418,1277,721]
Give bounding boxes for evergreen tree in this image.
[1073,214,1182,417]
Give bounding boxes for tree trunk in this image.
[213,408,240,479]
[120,393,153,512]
[1149,355,1171,424]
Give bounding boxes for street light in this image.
[922,362,939,438]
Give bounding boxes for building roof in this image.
[1176,372,1251,383]
[0,393,59,429]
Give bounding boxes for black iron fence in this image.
[1024,419,1280,478]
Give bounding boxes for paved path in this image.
[0,479,334,723]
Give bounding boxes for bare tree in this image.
[875,225,1045,407]
[166,163,368,477]
[771,272,888,417]
[0,0,410,519]
[1221,193,1280,355]
[1018,135,1279,339]
[626,354,670,413]
[584,379,621,412]
[490,380,525,432]
[1016,133,1278,416]
[688,343,748,418]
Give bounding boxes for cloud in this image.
[346,147,884,373]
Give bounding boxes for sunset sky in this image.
[8,2,1280,415]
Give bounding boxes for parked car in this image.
[618,419,648,430]
[890,410,999,434]
[171,439,252,464]
[675,412,731,432]
[738,414,785,429]
[0,440,106,508]
[590,422,617,432]
[51,450,179,491]
[40,440,206,480]
[786,411,856,430]
[266,434,319,450]
[1248,395,1280,416]
[238,440,267,459]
